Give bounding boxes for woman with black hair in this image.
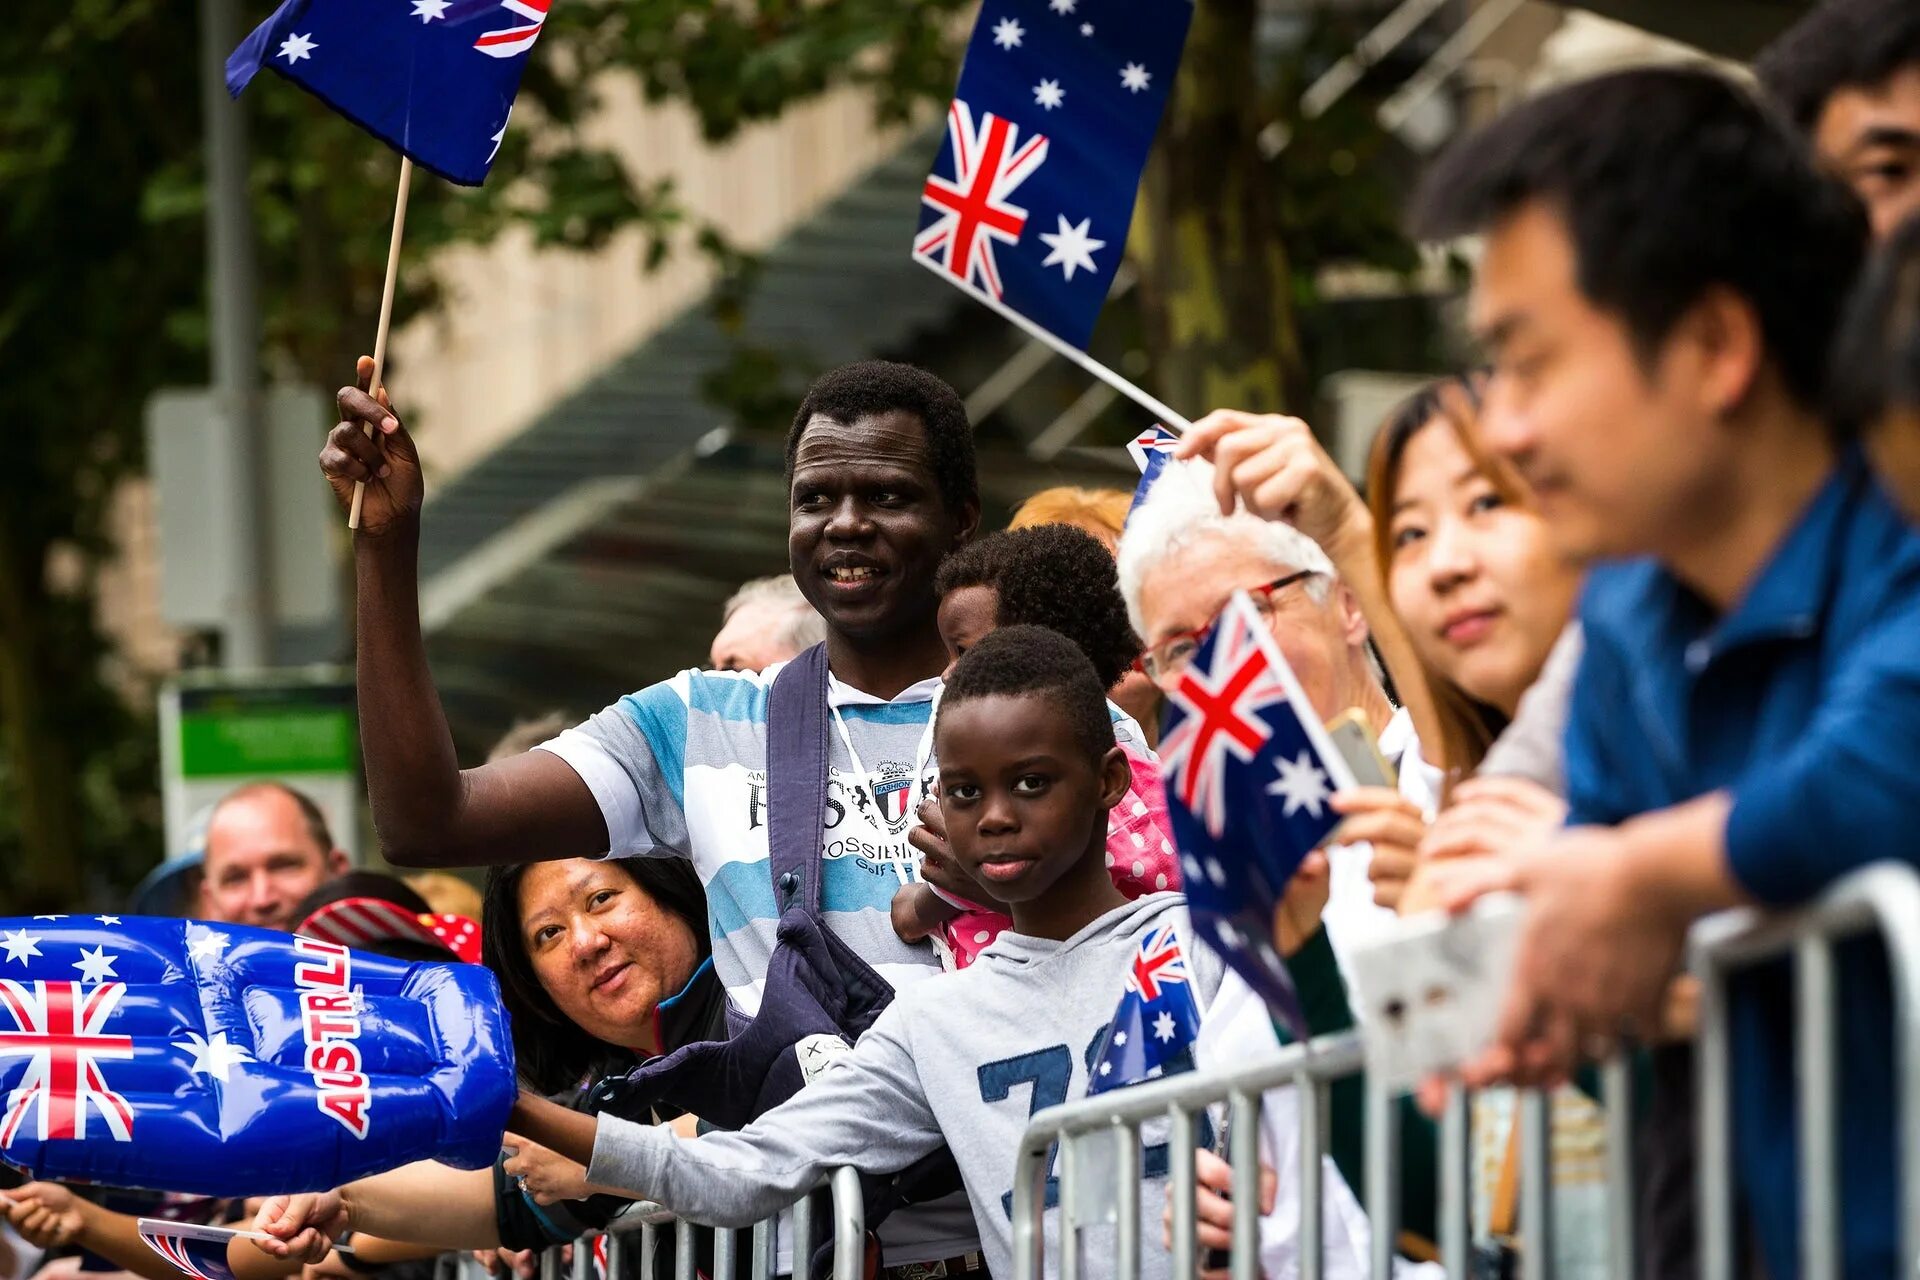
[224,854,722,1280]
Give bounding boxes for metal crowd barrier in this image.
[435,1166,865,1280]
[1007,861,1920,1280]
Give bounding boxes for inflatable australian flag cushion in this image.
[0,915,515,1194]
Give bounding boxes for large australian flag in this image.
[227,0,548,186]
[1159,592,1359,1038]
[914,0,1194,349]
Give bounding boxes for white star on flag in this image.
[1033,78,1065,110]
[991,17,1025,49]
[1,930,42,966]
[173,1031,254,1083]
[1266,751,1332,818]
[1080,23,1094,35]
[1121,62,1152,93]
[1113,1031,1128,1047]
[1039,215,1105,281]
[1153,1011,1177,1042]
[94,915,121,926]
[411,0,451,20]
[32,915,66,922]
[1099,1060,1113,1076]
[74,945,118,985]
[278,32,317,64]
[1048,0,1076,12]
[187,930,230,962]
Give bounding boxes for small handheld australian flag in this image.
[1125,425,1180,522]
[137,1220,246,1280]
[915,0,1194,350]
[1158,591,1359,1039]
[226,0,548,186]
[1088,921,1202,1095]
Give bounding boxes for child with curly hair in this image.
[890,523,1180,967]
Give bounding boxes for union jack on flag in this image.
[0,980,135,1147]
[1088,921,1201,1096]
[914,0,1194,350]
[137,1220,245,1280]
[1158,591,1360,1035]
[227,0,547,186]
[1125,425,1180,522]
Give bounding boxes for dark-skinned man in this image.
[320,357,983,1278]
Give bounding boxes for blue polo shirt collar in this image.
[1664,454,1862,675]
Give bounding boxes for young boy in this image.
[257,626,1222,1279]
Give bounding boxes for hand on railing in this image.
[470,1250,542,1280]
[502,1140,599,1207]
[1158,1149,1276,1280]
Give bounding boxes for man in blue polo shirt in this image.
[1410,67,1919,1277]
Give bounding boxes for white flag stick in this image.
[348,155,415,530]
[912,254,1191,433]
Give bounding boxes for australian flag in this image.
[1159,592,1358,1038]
[1126,425,1180,522]
[915,0,1194,349]
[136,1220,243,1280]
[226,0,548,186]
[1088,921,1202,1096]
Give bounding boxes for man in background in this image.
[708,574,827,673]
[198,781,350,932]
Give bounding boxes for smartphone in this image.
[1341,893,1525,1091]
[1325,709,1397,789]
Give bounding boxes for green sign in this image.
[176,685,357,778]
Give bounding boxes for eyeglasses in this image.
[1137,570,1324,682]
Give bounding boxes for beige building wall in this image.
[395,79,908,482]
[101,78,907,678]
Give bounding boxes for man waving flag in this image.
[915,0,1193,351]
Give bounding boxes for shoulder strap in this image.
[766,643,832,915]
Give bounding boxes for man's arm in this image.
[575,1013,942,1229]
[321,361,608,867]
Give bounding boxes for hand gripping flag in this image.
[1158,592,1359,1038]
[1125,425,1180,522]
[226,0,548,186]
[0,916,515,1194]
[1087,921,1202,1096]
[915,0,1194,349]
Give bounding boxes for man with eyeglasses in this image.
[1116,456,1427,961]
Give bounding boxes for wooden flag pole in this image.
[911,253,1192,433]
[348,155,416,530]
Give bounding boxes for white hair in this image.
[1116,458,1338,638]
[721,574,828,653]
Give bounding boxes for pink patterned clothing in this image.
[941,744,1180,969]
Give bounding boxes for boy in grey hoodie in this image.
[510,625,1224,1279]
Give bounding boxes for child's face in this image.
[935,692,1129,906]
[936,584,998,680]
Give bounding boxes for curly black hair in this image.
[934,524,1142,691]
[938,624,1116,765]
[787,360,978,517]
[1757,0,1920,133]
[1411,66,1866,414]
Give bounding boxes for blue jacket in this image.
[1565,452,1920,1278]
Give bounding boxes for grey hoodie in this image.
[588,892,1222,1280]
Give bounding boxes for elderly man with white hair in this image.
[708,573,829,673]
[1118,450,1439,954]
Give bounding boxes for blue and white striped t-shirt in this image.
[539,664,950,1016]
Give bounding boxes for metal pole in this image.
[196,0,274,669]
[1796,937,1840,1280]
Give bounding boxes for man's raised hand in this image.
[320,355,424,535]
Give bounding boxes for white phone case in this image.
[1341,893,1525,1092]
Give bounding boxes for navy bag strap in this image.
[767,642,831,915]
